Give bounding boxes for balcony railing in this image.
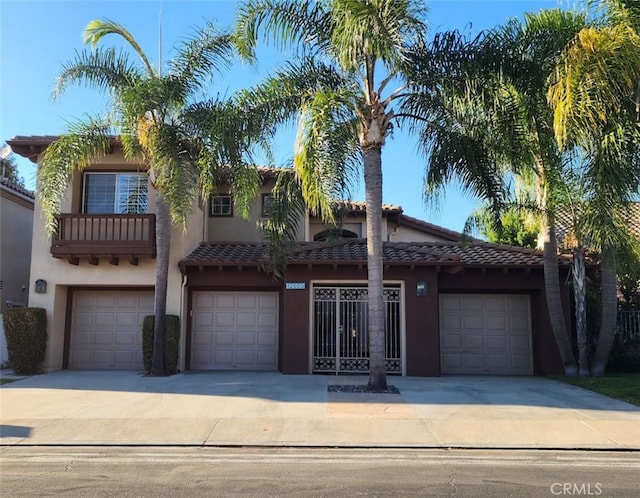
[51,213,156,265]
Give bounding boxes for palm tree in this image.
[407,10,595,375]
[548,0,640,375]
[235,0,503,389]
[39,19,262,375]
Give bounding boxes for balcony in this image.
[51,214,156,265]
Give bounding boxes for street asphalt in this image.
[1,370,639,449]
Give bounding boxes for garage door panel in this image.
[440,294,533,375]
[486,354,508,369]
[462,315,483,329]
[486,334,507,350]
[440,295,461,312]
[115,331,136,345]
[463,354,484,368]
[115,312,139,327]
[191,291,278,371]
[214,312,235,327]
[441,333,462,349]
[215,294,236,309]
[511,335,531,350]
[259,294,278,309]
[236,312,257,328]
[486,316,507,330]
[462,297,483,312]
[258,312,277,328]
[214,331,234,345]
[69,290,153,370]
[94,313,115,327]
[93,331,115,345]
[236,331,257,346]
[463,335,484,349]
[509,295,530,312]
[258,331,277,346]
[237,294,257,309]
[194,312,213,327]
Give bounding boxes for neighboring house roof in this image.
[337,200,403,215]
[0,177,35,204]
[397,213,476,242]
[180,239,572,270]
[555,202,640,245]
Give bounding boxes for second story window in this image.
[261,194,273,217]
[83,172,148,214]
[210,194,233,216]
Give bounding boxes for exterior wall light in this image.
[35,279,47,294]
[416,280,428,296]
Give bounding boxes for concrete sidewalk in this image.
[1,371,639,449]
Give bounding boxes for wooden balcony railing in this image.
[51,213,156,265]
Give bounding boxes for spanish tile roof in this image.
[397,213,476,242]
[555,202,640,244]
[0,177,35,200]
[337,201,403,215]
[180,240,572,269]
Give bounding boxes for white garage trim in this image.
[190,291,279,371]
[68,289,154,370]
[439,293,533,375]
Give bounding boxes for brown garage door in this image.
[439,294,533,375]
[69,290,154,370]
[191,291,278,371]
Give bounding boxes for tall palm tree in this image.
[548,0,640,375]
[39,19,262,375]
[235,0,503,389]
[408,10,594,375]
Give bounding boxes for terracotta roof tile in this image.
[180,240,572,269]
[0,177,35,200]
[337,201,403,214]
[556,202,640,243]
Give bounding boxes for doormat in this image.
[328,385,400,394]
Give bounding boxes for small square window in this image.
[210,195,233,217]
[261,194,273,217]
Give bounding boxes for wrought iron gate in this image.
[312,286,401,374]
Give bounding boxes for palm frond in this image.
[39,119,113,234]
[54,48,143,100]
[235,0,332,59]
[83,18,155,76]
[168,23,235,98]
[259,168,308,277]
[293,87,361,220]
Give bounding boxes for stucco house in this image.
[8,135,572,376]
[0,177,35,365]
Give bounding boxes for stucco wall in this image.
[28,149,205,372]
[0,188,33,311]
[206,184,306,242]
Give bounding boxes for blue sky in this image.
[1,0,565,232]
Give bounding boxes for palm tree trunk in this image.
[572,246,589,376]
[151,193,171,376]
[363,146,387,390]
[541,214,578,376]
[591,245,617,376]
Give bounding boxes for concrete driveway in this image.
[1,371,639,449]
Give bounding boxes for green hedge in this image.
[3,308,47,375]
[607,332,640,373]
[142,315,180,375]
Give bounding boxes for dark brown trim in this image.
[79,169,148,215]
[261,193,273,217]
[62,288,73,369]
[208,194,233,217]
